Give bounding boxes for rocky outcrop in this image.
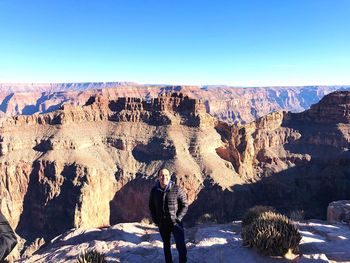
[215,111,303,180]
[197,91,350,223]
[327,200,350,224]
[220,91,350,179]
[16,220,350,263]
[298,91,350,124]
[108,93,208,126]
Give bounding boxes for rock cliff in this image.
[1,83,349,123]
[0,92,240,245]
[197,91,350,223]
[1,90,350,260]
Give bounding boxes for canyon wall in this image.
[0,93,240,244]
[1,83,349,123]
[191,91,350,223]
[0,91,350,254]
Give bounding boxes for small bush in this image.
[241,211,301,256]
[140,217,152,225]
[241,206,276,228]
[196,213,217,224]
[76,249,106,263]
[289,210,304,222]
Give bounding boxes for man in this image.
[0,211,17,261]
[149,168,188,263]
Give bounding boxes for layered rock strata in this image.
[1,83,349,124]
[0,92,240,245]
[1,91,350,259]
[193,91,350,223]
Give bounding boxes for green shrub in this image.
[241,205,276,228]
[241,211,301,256]
[76,249,106,263]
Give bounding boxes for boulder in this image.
[327,200,350,224]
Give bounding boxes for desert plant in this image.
[196,213,217,224]
[76,249,106,263]
[140,217,152,224]
[241,205,276,228]
[289,209,304,222]
[241,211,301,256]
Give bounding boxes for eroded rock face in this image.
[200,91,350,222]
[300,91,350,124]
[0,92,236,245]
[1,83,349,124]
[1,91,350,260]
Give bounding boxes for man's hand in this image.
[176,188,188,222]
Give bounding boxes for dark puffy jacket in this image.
[149,181,188,225]
[0,211,17,261]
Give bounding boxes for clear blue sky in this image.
[0,0,349,86]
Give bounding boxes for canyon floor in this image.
[17,220,350,263]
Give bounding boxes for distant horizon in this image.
[1,1,349,86]
[0,81,350,88]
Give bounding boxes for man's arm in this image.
[148,189,158,225]
[176,187,188,221]
[0,211,17,261]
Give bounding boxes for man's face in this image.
[158,169,170,188]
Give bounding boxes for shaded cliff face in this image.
[1,91,350,247]
[204,91,350,223]
[1,83,349,124]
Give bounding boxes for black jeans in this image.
[159,221,187,263]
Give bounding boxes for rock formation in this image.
[190,91,350,224]
[1,90,350,260]
[0,92,240,245]
[1,83,349,123]
[327,200,350,225]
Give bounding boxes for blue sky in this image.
[0,0,349,86]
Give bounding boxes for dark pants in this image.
[159,221,187,263]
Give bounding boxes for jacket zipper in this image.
[162,191,167,219]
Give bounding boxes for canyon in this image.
[0,88,349,259]
[1,83,349,123]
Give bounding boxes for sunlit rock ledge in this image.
[16,220,350,263]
